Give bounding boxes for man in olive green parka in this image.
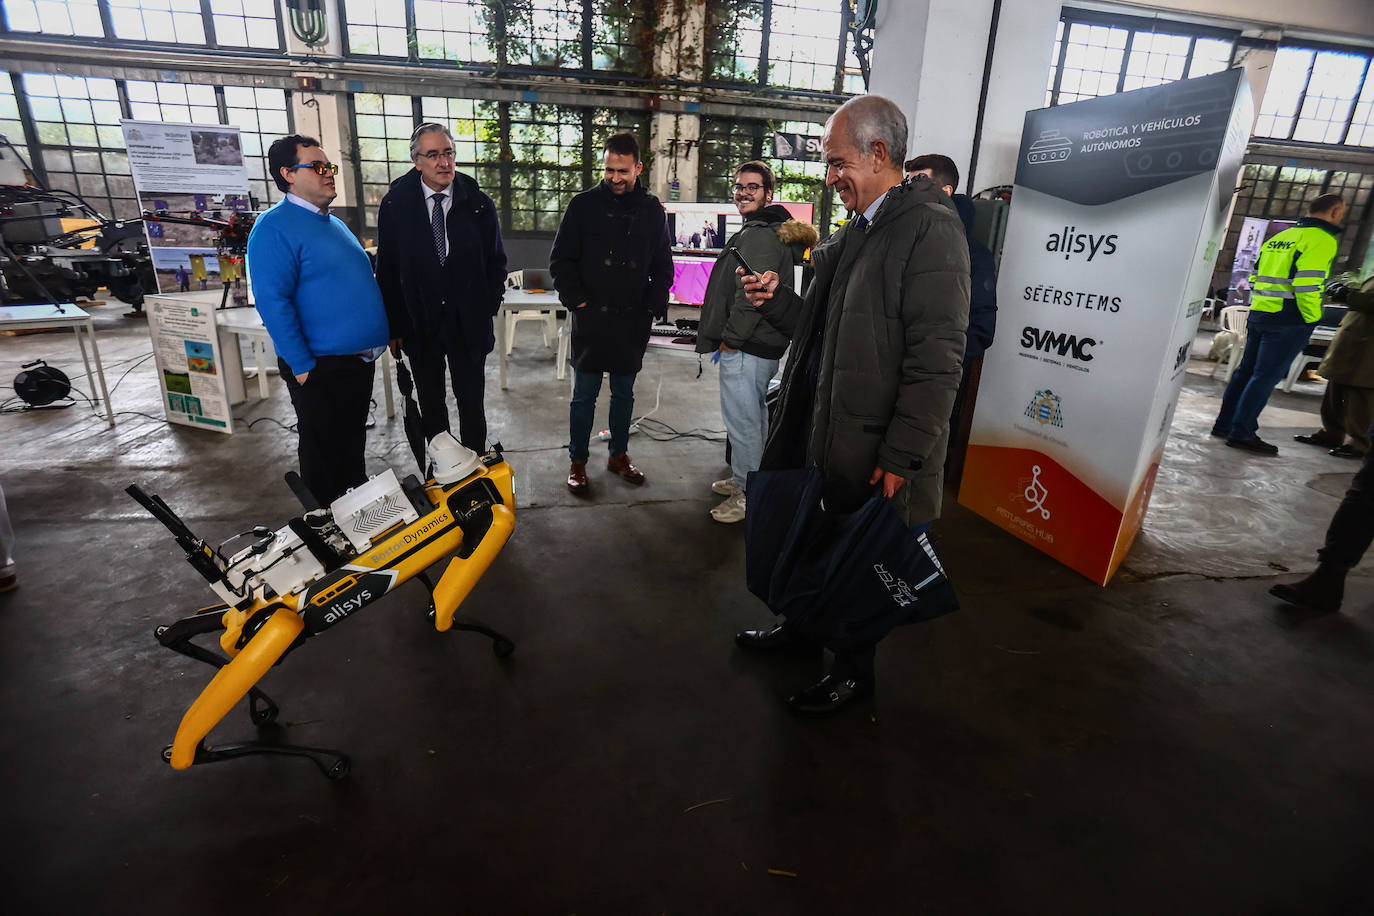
[733,94,971,716]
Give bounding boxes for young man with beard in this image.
[696,160,817,523]
[550,132,673,495]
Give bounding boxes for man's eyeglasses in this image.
[420,149,456,162]
[291,162,339,176]
[733,182,764,194]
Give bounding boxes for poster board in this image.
[145,291,233,434]
[121,119,250,293]
[959,69,1253,585]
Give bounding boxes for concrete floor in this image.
[1,306,1371,914]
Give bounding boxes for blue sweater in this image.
[246,199,389,375]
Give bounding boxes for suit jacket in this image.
[375,168,507,362]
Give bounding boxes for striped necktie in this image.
[431,192,447,264]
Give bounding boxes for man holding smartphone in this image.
[695,161,817,522]
[734,96,970,716]
[247,135,390,505]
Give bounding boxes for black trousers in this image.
[407,336,487,452]
[1318,420,1374,570]
[279,355,375,506]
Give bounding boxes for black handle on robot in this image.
[125,484,230,588]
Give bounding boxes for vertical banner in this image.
[960,69,1252,585]
[121,120,250,293]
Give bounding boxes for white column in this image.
[647,0,706,202]
[870,0,1062,194]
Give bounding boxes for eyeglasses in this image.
[291,161,338,176]
[732,182,765,194]
[419,149,456,162]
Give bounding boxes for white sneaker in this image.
[711,490,747,523]
[711,477,741,496]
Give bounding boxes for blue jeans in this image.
[719,349,779,491]
[569,370,635,463]
[1214,321,1314,440]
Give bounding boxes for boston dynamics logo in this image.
[1026,129,1073,164]
[1024,388,1064,428]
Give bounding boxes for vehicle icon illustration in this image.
[1026,129,1073,164]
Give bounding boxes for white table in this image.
[497,289,563,389]
[215,306,394,417]
[0,303,113,425]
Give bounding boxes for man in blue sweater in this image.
[247,135,390,505]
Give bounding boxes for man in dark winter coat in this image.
[375,122,507,452]
[550,132,673,495]
[906,153,998,489]
[735,95,971,716]
[696,159,818,523]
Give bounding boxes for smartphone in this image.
[727,246,760,278]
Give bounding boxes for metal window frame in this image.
[0,0,286,51]
[1048,7,1239,108]
[704,0,855,98]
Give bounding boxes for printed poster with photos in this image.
[145,292,233,434]
[121,119,251,294]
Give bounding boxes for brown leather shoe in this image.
[566,461,589,495]
[606,452,645,485]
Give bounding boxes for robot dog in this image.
[130,434,516,779]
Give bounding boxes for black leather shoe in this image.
[1226,436,1279,455]
[787,674,873,717]
[1209,425,1228,438]
[1295,432,1341,447]
[735,625,817,656]
[1330,444,1364,459]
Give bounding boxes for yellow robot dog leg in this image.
[167,607,304,770]
[431,503,515,653]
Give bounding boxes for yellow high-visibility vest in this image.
[1248,218,1340,323]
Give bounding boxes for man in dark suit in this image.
[375,123,507,452]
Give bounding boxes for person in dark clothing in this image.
[905,154,998,492]
[1269,419,1374,614]
[734,96,970,717]
[549,132,673,495]
[375,123,507,453]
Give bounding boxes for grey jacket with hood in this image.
[757,175,970,528]
[695,204,820,359]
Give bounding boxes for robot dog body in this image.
[133,449,515,778]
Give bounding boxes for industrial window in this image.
[208,0,280,49]
[106,0,207,44]
[1255,46,1374,147]
[0,74,32,174]
[0,0,104,37]
[353,92,417,228]
[1350,74,1374,147]
[706,0,856,94]
[1220,163,1374,273]
[222,85,289,205]
[356,91,648,235]
[502,0,583,69]
[1046,8,1236,107]
[590,0,638,72]
[699,115,837,233]
[21,73,137,219]
[706,0,764,84]
[418,96,496,185]
[125,79,219,125]
[414,0,495,64]
[767,0,847,92]
[344,0,408,56]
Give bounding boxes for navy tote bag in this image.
[744,467,958,646]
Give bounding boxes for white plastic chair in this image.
[1213,306,1249,381]
[504,308,558,355]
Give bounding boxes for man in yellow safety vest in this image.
[1212,193,1346,454]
